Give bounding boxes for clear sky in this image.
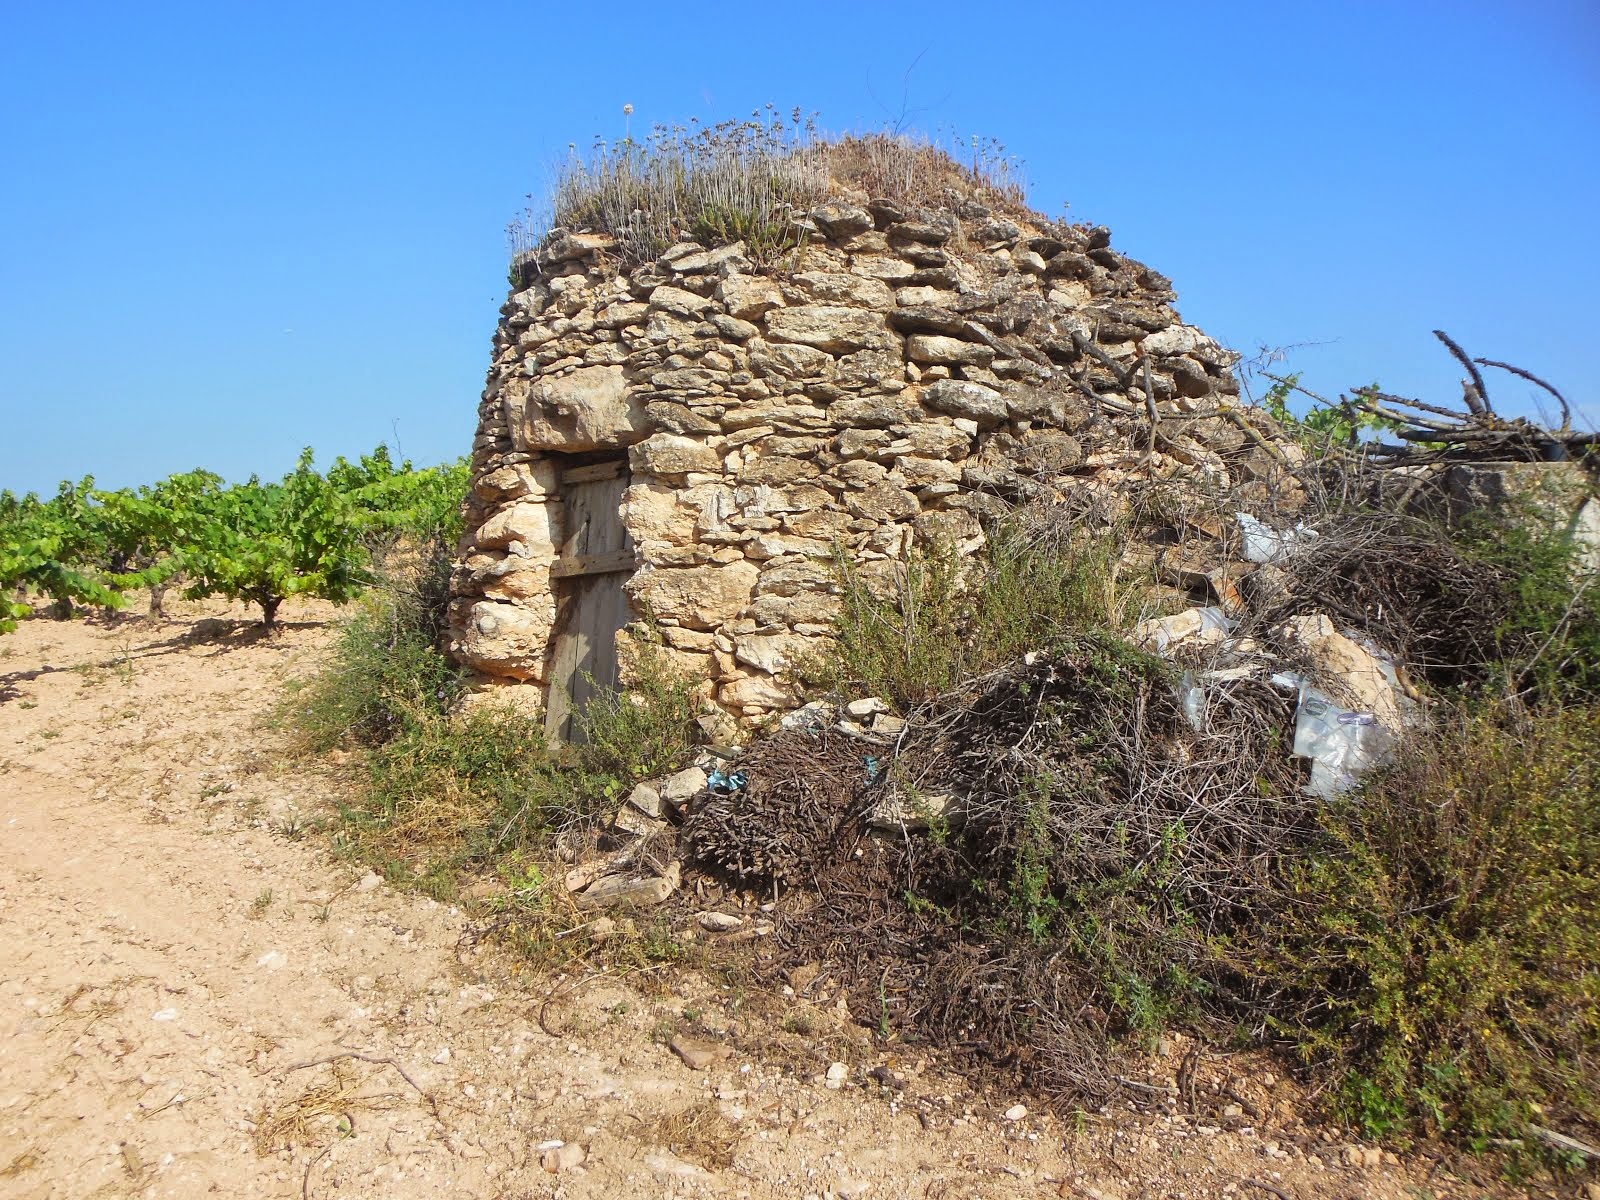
[2,1,1596,494]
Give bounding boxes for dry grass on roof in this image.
[514,117,1037,268]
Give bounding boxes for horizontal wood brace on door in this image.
[560,459,626,484]
[549,548,638,578]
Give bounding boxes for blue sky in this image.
[2,1,1596,494]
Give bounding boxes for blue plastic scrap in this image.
[707,768,748,796]
[863,755,885,785]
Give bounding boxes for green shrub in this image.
[575,632,704,794]
[299,574,700,884]
[292,591,460,753]
[1457,513,1600,701]
[1265,700,1600,1146]
[823,519,1150,710]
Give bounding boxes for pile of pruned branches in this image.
[683,635,1310,1103]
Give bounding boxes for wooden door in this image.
[544,458,636,744]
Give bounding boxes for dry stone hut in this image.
[449,146,1297,737]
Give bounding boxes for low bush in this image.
[291,541,461,753]
[823,517,1152,710]
[297,556,700,894]
[1262,699,1600,1149]
[1458,514,1600,701]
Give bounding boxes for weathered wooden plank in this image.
[558,472,629,561]
[561,459,626,484]
[549,548,637,579]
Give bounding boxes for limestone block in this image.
[847,482,921,521]
[906,335,995,367]
[792,272,895,309]
[507,283,552,321]
[720,672,800,708]
[649,284,716,317]
[835,459,889,488]
[630,433,721,476]
[913,509,983,549]
[1278,614,1407,731]
[854,254,918,281]
[784,508,854,539]
[892,457,963,488]
[711,313,760,342]
[720,398,827,432]
[481,554,558,602]
[509,365,646,452]
[669,242,749,274]
[574,872,676,912]
[830,396,922,429]
[889,423,972,460]
[473,459,558,503]
[757,561,836,596]
[888,305,969,336]
[809,202,873,239]
[734,632,822,674]
[539,231,616,264]
[1168,358,1213,399]
[834,346,906,390]
[626,561,759,631]
[756,483,832,514]
[747,337,834,381]
[749,591,843,626]
[1017,428,1086,474]
[451,598,554,681]
[894,285,957,307]
[1141,324,1199,357]
[595,300,649,328]
[837,429,892,459]
[764,435,828,457]
[1004,385,1094,432]
[764,305,893,353]
[1130,607,1232,658]
[745,532,833,561]
[642,310,705,343]
[472,500,560,556]
[644,401,720,435]
[651,366,725,392]
[689,483,739,534]
[622,481,696,545]
[922,379,1008,427]
[717,274,785,321]
[743,455,822,487]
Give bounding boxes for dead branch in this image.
[1475,358,1572,431]
[1343,334,1590,467]
[1529,1124,1599,1160]
[282,1052,428,1099]
[1433,329,1492,416]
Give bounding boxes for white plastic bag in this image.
[1237,512,1318,565]
[1291,685,1398,799]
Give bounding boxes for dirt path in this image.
[0,601,1487,1199]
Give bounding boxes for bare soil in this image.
[0,599,1558,1198]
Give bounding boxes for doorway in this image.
[544,455,636,743]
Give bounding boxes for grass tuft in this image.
[822,516,1151,711]
[512,115,1029,270]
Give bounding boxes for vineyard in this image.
[0,448,467,634]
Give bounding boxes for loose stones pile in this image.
[451,192,1301,724]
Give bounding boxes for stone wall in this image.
[450,192,1295,727]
